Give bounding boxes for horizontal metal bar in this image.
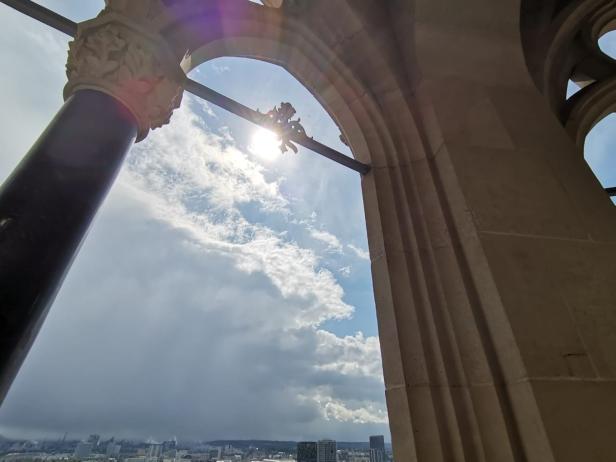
[184,79,371,174]
[1,0,371,175]
[606,187,616,197]
[0,0,76,36]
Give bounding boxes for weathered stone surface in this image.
[64,2,185,141]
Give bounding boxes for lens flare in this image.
[249,128,280,160]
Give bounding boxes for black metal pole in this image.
[0,0,76,36]
[0,90,138,403]
[184,79,371,175]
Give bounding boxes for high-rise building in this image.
[368,436,385,462]
[74,442,93,459]
[297,442,317,462]
[162,439,176,454]
[147,443,163,460]
[106,440,121,458]
[317,440,336,462]
[368,449,384,462]
[87,435,101,448]
[369,436,384,451]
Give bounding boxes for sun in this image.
[249,127,281,160]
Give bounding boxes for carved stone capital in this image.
[64,6,185,141]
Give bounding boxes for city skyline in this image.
[1,434,393,462]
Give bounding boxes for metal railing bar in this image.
[0,0,76,36]
[183,79,371,174]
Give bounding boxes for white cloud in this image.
[125,98,354,327]
[132,99,288,214]
[314,331,383,380]
[338,266,351,277]
[192,98,217,118]
[348,244,370,261]
[309,228,343,253]
[299,391,388,425]
[211,62,231,74]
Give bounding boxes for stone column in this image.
[373,1,616,460]
[0,0,184,404]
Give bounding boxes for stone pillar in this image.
[0,0,184,404]
[367,1,616,460]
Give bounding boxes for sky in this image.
[0,0,614,447]
[0,0,386,443]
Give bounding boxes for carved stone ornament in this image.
[260,102,309,154]
[64,12,185,141]
[261,0,284,7]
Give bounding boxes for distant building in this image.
[147,443,163,460]
[348,457,369,462]
[106,440,121,458]
[368,436,385,462]
[125,457,146,462]
[297,442,317,462]
[0,452,48,462]
[368,450,384,462]
[74,441,93,459]
[368,437,384,451]
[317,440,336,462]
[87,435,100,448]
[261,460,295,462]
[162,439,177,455]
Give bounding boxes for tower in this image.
[316,440,336,462]
[297,442,317,462]
[368,436,385,462]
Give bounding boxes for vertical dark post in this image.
[0,90,138,403]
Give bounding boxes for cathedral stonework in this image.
[1,1,616,461]
[64,12,184,141]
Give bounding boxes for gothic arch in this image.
[520,0,616,146]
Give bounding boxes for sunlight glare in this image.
[250,127,280,160]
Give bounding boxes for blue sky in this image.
[0,0,386,443]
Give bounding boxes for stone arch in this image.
[563,14,616,148]
[520,0,616,136]
[564,75,616,147]
[163,1,397,169]
[185,36,376,165]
